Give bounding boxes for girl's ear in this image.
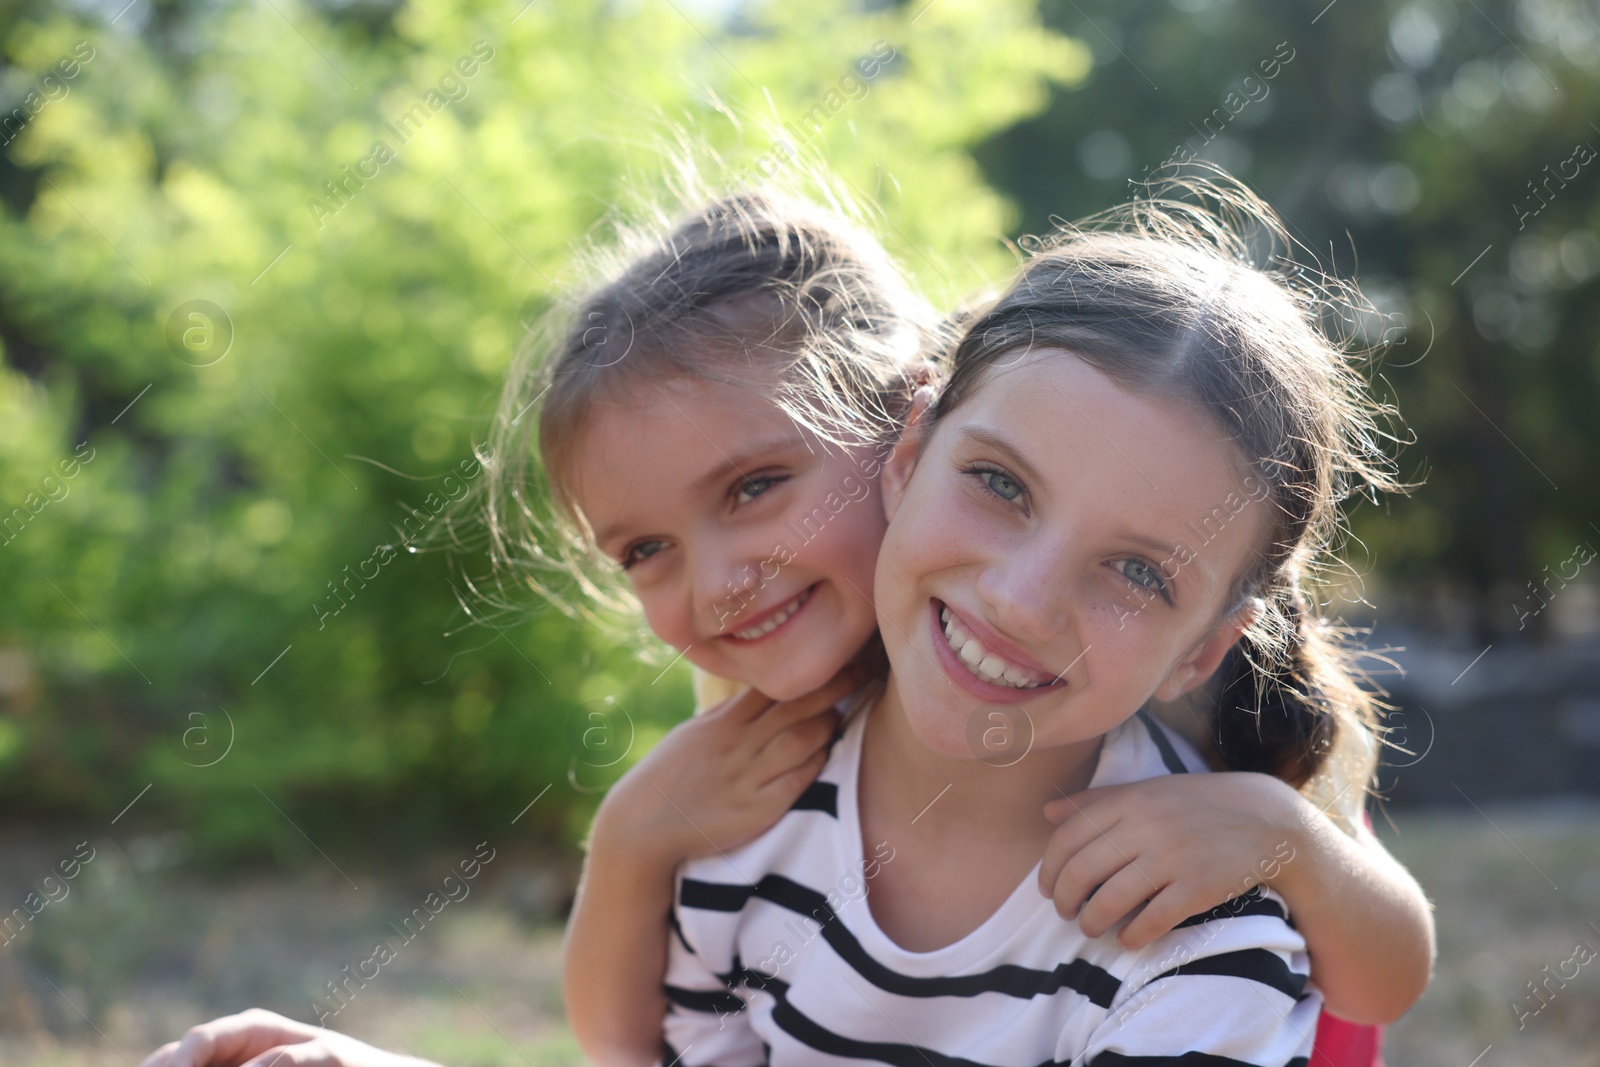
[881,385,937,522]
[1153,597,1261,702]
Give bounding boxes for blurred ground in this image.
[1,805,1596,1067]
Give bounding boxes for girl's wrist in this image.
[1258,792,1327,905]
[1248,776,1317,892]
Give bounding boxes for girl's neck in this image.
[861,674,1105,847]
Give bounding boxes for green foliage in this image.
[0,0,1083,859]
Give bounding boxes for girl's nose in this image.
[974,537,1075,647]
[690,530,771,633]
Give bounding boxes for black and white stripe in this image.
[663,709,1318,1067]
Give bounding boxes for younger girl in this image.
[139,180,1430,1067]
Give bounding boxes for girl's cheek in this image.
[1086,596,1154,652]
[803,488,888,572]
[637,590,694,649]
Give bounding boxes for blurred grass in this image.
[1379,804,1600,1067]
[2,805,1597,1065]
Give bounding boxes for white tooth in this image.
[958,640,985,667]
[742,592,807,638]
[941,606,950,624]
[977,655,1006,680]
[1001,666,1030,686]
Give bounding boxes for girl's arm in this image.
[1038,772,1434,1025]
[563,671,860,1067]
[1265,796,1434,1023]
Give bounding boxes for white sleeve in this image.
[1081,898,1321,1066]
[660,908,765,1067]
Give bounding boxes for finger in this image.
[1117,885,1201,950]
[743,677,854,749]
[1037,806,1123,898]
[1079,862,1164,940]
[240,1045,327,1067]
[166,1027,217,1067]
[139,1041,180,1067]
[1048,834,1136,921]
[169,1010,317,1067]
[1042,784,1125,824]
[757,747,829,807]
[754,709,839,780]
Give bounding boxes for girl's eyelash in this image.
[962,463,1026,505]
[618,472,790,569]
[732,472,790,505]
[619,540,666,570]
[1117,557,1174,606]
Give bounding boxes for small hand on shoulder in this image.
[592,665,864,866]
[1038,771,1311,948]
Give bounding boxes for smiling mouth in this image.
[938,604,1059,690]
[725,584,816,642]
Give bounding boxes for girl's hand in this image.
[592,665,865,869]
[138,1009,439,1067]
[1038,772,1311,949]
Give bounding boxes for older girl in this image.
[659,178,1417,1062]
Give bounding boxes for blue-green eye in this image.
[1116,558,1171,602]
[734,475,785,505]
[978,468,1024,501]
[622,540,666,569]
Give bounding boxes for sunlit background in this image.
[1,0,1597,1062]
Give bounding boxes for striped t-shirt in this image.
[662,704,1320,1067]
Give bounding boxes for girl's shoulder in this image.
[1089,710,1211,789]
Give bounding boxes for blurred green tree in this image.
[0,0,1088,859]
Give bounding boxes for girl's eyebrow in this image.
[1118,527,1215,589]
[956,425,1046,489]
[1120,529,1184,562]
[688,433,808,491]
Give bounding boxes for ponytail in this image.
[1214,606,1330,788]
[1213,587,1383,835]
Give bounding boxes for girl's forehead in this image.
[585,373,797,440]
[947,349,1248,477]
[570,375,807,491]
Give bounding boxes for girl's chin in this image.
[911,729,981,761]
[898,698,985,760]
[735,636,874,699]
[739,653,848,703]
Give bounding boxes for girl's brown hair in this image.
[456,175,937,629]
[929,170,1407,823]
